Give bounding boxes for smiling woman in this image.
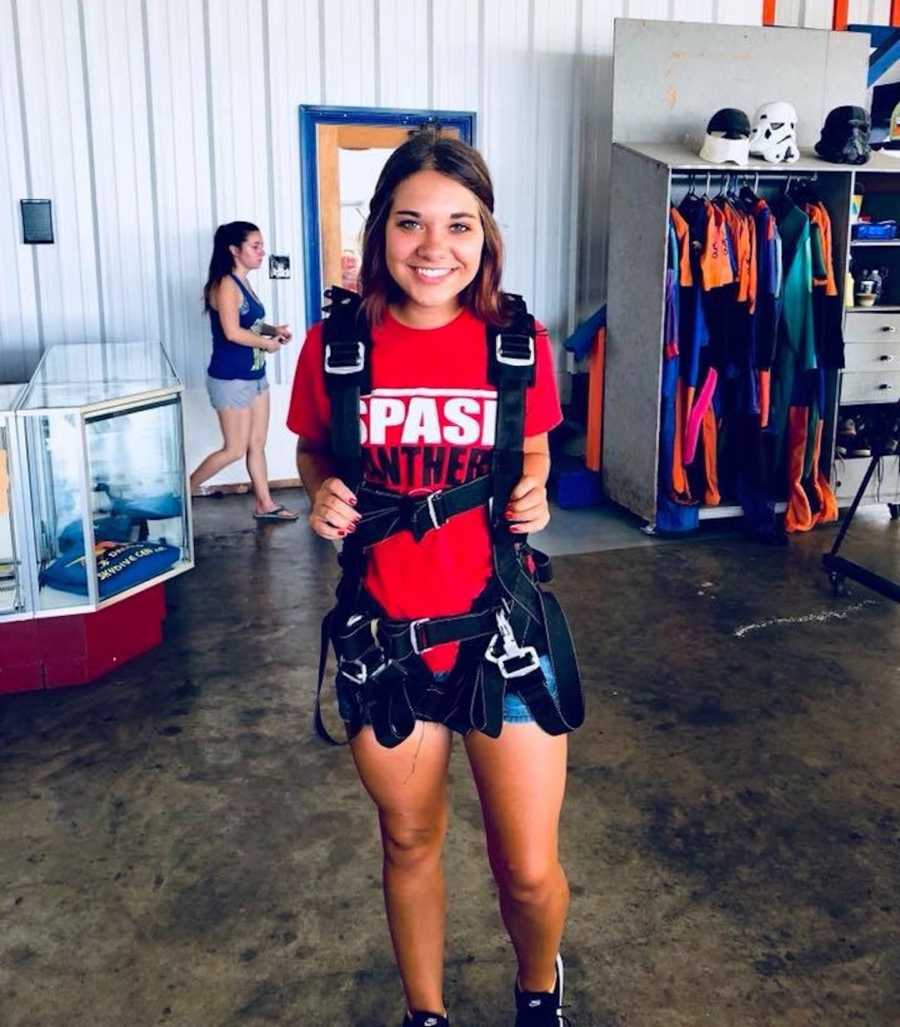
[287,127,584,1027]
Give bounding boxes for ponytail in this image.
[203,221,259,311]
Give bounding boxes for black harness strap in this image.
[322,287,371,491]
[352,476,493,547]
[487,295,536,535]
[316,287,584,746]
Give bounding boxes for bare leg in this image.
[351,723,453,1016]
[464,724,570,992]
[189,406,251,492]
[245,389,278,512]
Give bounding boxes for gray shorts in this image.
[206,375,269,411]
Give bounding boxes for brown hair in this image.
[358,127,510,326]
[203,221,259,312]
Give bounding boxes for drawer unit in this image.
[844,311,900,344]
[842,340,900,371]
[832,455,900,503]
[838,370,900,404]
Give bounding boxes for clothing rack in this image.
[670,170,820,194]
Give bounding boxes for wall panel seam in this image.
[202,0,217,227]
[77,0,105,343]
[140,0,165,353]
[12,0,44,352]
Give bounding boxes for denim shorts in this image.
[431,653,558,724]
[337,653,560,733]
[206,374,268,411]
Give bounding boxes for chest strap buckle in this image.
[325,341,365,374]
[496,333,534,367]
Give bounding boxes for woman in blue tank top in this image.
[190,221,298,521]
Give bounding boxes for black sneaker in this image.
[402,1012,449,1027]
[514,954,571,1026]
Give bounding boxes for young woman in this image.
[191,221,297,521]
[288,132,578,1027]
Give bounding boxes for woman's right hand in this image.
[309,477,360,539]
[264,337,283,353]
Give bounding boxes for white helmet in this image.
[749,102,799,163]
[699,108,751,165]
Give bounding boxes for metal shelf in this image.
[851,239,900,246]
[698,502,787,521]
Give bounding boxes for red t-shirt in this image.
[287,307,562,672]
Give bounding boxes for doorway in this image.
[299,105,476,326]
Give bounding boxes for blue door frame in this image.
[299,105,477,327]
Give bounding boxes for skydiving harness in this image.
[314,286,584,748]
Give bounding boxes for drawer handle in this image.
[879,354,895,362]
[878,383,894,390]
[881,325,897,333]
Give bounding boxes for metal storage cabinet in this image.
[600,18,899,528]
[605,144,837,523]
[838,169,900,512]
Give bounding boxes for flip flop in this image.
[253,505,299,522]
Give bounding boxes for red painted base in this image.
[0,584,166,695]
[0,619,42,694]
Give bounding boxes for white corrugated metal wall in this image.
[0,0,761,478]
[774,0,890,28]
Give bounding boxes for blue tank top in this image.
[207,273,267,380]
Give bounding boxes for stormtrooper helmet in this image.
[749,102,799,163]
[815,106,870,165]
[699,108,751,165]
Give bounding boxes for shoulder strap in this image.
[486,294,536,534]
[322,286,371,491]
[229,273,250,298]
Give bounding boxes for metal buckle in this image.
[495,333,534,367]
[484,607,541,679]
[425,490,444,530]
[486,645,541,679]
[341,658,368,685]
[324,341,365,375]
[409,618,428,656]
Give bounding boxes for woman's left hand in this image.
[276,324,292,343]
[505,474,550,534]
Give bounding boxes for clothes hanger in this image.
[739,171,760,208]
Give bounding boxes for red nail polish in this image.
[338,530,347,537]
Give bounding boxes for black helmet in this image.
[815,105,871,165]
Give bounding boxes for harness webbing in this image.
[322,288,371,491]
[352,475,493,547]
[314,287,584,747]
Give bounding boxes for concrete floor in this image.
[1,492,899,1027]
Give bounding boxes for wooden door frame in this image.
[299,105,477,327]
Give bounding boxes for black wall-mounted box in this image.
[21,199,54,244]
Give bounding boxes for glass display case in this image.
[12,342,193,617]
[0,385,27,619]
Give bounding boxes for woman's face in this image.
[231,231,265,273]
[385,170,485,324]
